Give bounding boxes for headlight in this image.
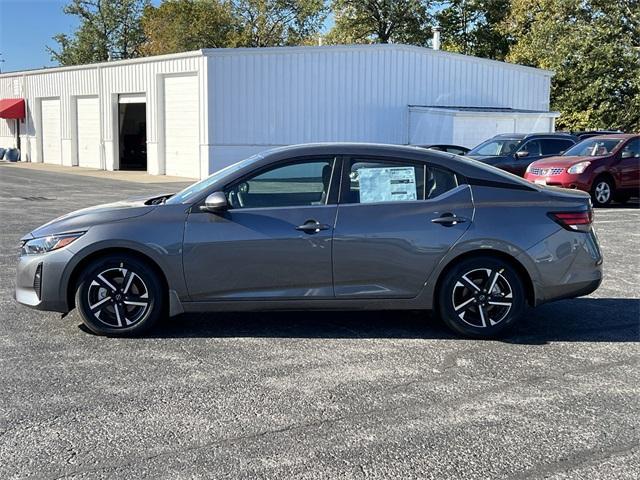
[567,161,591,174]
[526,163,534,173]
[21,232,85,255]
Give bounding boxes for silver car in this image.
[15,144,603,338]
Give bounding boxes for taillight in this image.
[548,210,593,232]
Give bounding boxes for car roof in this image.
[493,132,576,139]
[260,142,441,158]
[252,142,538,190]
[584,133,638,141]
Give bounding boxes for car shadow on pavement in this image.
[601,199,639,209]
[145,297,639,344]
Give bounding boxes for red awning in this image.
[0,98,25,119]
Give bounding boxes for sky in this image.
[0,0,78,72]
[0,0,161,73]
[0,0,334,74]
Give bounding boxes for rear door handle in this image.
[431,213,468,226]
[295,220,330,234]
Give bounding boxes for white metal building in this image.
[0,44,557,179]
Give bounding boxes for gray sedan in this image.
[15,144,603,338]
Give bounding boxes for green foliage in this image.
[49,0,149,65]
[504,0,640,132]
[233,0,327,47]
[326,0,433,45]
[436,0,511,60]
[141,0,327,53]
[141,0,237,55]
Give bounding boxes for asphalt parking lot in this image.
[0,164,638,479]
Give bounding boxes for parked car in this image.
[16,144,602,339]
[524,134,640,207]
[420,144,470,156]
[467,133,578,176]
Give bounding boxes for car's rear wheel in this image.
[437,256,526,338]
[591,177,614,207]
[74,254,164,336]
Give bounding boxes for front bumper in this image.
[15,248,75,313]
[524,171,592,192]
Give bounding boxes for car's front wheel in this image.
[74,254,164,336]
[437,256,526,338]
[591,177,614,207]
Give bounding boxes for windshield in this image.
[563,138,623,157]
[165,154,262,204]
[468,139,522,156]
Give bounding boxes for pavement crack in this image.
[512,442,640,479]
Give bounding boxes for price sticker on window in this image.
[358,167,417,203]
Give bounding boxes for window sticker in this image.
[358,167,417,203]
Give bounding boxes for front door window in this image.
[225,158,336,209]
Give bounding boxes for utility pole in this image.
[0,52,5,73]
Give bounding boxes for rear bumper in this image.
[521,228,603,306]
[15,249,73,313]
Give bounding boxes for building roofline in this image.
[409,105,561,117]
[0,49,205,78]
[202,44,554,77]
[0,43,553,79]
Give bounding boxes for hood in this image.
[24,193,173,240]
[530,155,607,168]
[467,155,510,165]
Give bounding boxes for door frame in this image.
[113,92,147,172]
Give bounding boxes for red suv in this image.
[524,134,640,206]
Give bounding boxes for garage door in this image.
[41,98,61,164]
[77,97,101,168]
[164,75,200,178]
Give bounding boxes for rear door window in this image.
[622,139,640,158]
[342,158,458,204]
[541,138,575,155]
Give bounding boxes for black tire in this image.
[74,254,165,336]
[437,256,527,338]
[591,176,614,207]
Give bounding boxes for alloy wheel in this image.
[87,267,150,328]
[595,181,611,204]
[451,268,513,328]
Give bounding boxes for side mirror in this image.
[200,191,228,213]
[621,150,633,159]
[515,151,529,158]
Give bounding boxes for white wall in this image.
[408,108,558,148]
[206,44,553,171]
[0,44,554,178]
[0,52,208,176]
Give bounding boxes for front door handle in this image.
[295,220,330,234]
[431,213,468,226]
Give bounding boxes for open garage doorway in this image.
[118,94,147,171]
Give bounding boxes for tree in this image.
[232,0,328,47]
[141,0,237,55]
[435,0,511,60]
[49,0,149,65]
[503,0,640,132]
[326,0,433,45]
